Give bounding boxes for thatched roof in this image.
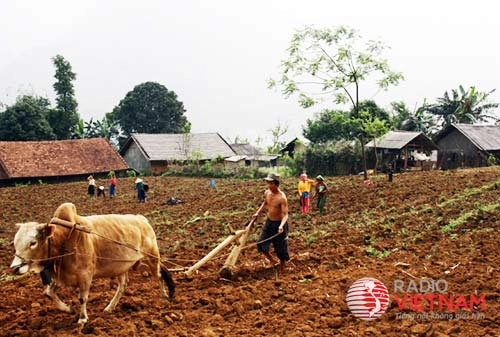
[0,138,129,180]
[120,133,236,161]
[366,131,438,150]
[435,124,500,151]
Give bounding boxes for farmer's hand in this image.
[278,224,284,233]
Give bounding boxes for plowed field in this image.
[0,167,499,336]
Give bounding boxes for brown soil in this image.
[0,167,499,336]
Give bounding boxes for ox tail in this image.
[160,264,175,300]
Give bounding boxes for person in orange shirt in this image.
[298,173,315,214]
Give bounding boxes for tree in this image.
[361,111,389,172]
[269,26,403,179]
[303,109,352,143]
[390,101,436,136]
[49,55,80,139]
[0,95,56,140]
[267,120,289,154]
[112,82,189,139]
[426,85,499,129]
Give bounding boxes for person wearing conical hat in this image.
[312,175,329,215]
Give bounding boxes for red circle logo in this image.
[346,277,390,320]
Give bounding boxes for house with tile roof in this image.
[119,133,236,175]
[0,138,129,184]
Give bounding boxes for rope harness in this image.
[17,217,284,273]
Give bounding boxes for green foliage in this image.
[107,170,115,178]
[390,100,437,136]
[73,114,124,148]
[487,154,496,166]
[126,170,137,178]
[366,246,391,258]
[300,140,363,176]
[303,109,353,143]
[112,81,189,140]
[271,26,403,179]
[50,55,79,139]
[267,121,289,154]
[425,85,499,129]
[0,95,56,140]
[270,25,403,109]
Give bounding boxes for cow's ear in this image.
[46,224,57,238]
[36,223,56,239]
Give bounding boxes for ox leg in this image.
[104,273,127,313]
[45,283,73,313]
[77,280,92,326]
[144,259,167,298]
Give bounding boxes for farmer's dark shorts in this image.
[257,219,290,261]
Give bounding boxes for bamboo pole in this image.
[184,229,246,277]
[219,219,255,279]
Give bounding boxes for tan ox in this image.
[10,202,175,326]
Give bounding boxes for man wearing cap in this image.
[252,172,290,271]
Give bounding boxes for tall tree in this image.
[303,109,352,144]
[0,95,56,140]
[390,101,436,135]
[269,25,403,179]
[426,85,498,129]
[49,55,79,139]
[361,111,389,172]
[112,82,189,139]
[267,120,289,154]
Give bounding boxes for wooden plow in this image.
[184,219,255,279]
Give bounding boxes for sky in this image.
[1,0,499,146]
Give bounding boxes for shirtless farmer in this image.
[252,172,290,271]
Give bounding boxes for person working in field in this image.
[312,175,329,215]
[87,175,96,199]
[252,172,290,272]
[298,173,315,214]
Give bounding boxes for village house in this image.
[434,124,500,169]
[0,138,129,185]
[225,143,279,171]
[119,133,236,175]
[365,130,439,171]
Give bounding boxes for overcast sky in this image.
[1,1,499,146]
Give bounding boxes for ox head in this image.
[11,222,56,275]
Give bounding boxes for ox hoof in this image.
[77,318,88,326]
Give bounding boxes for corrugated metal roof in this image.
[366,131,424,149]
[127,133,236,161]
[230,143,262,155]
[0,138,129,179]
[453,124,500,151]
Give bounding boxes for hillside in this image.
[0,167,499,336]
